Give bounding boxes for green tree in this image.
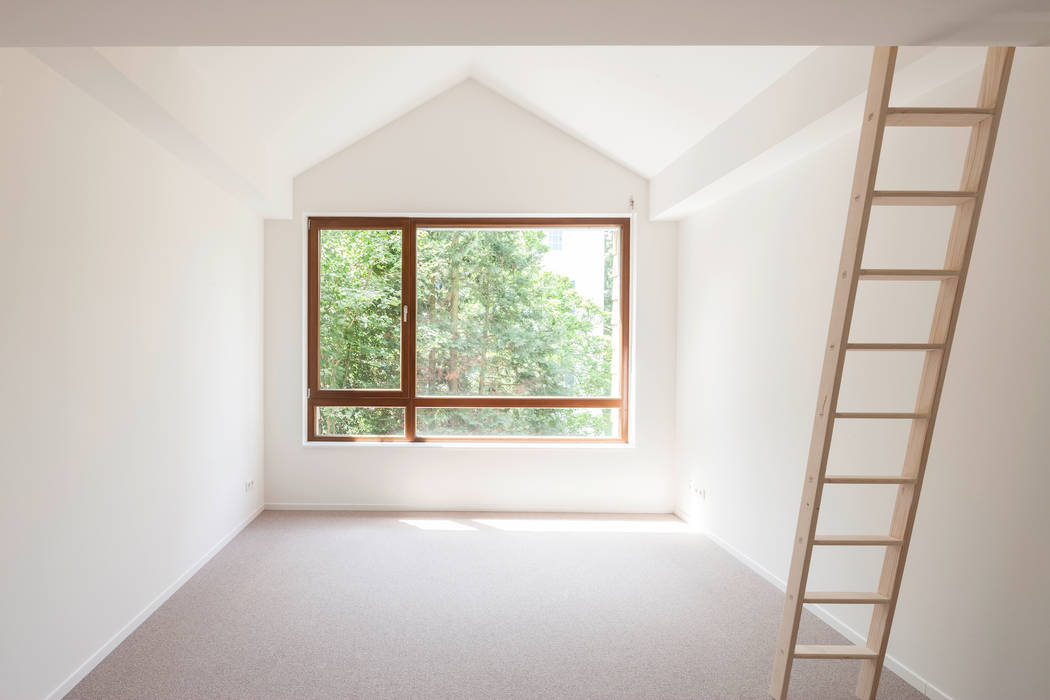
[317,228,402,391]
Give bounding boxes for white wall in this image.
[674,50,1050,699]
[0,50,264,700]
[265,79,678,512]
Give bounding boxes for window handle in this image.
[403,305,408,323]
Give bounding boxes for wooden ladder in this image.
[769,46,1014,700]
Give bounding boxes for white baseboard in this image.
[674,510,950,700]
[265,502,673,514]
[44,505,264,700]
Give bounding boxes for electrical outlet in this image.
[244,480,255,492]
[689,480,706,500]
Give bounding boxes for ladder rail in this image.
[768,45,899,700]
[855,46,1015,700]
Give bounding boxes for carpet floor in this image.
[65,511,924,699]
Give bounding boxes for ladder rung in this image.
[858,269,960,280]
[803,592,891,604]
[871,190,977,205]
[794,644,879,659]
[823,474,917,484]
[812,535,903,546]
[845,342,944,351]
[884,107,994,126]
[834,412,929,419]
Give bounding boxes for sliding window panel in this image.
[316,227,404,391]
[415,225,622,398]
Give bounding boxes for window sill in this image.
[301,439,635,450]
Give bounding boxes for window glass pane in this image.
[316,406,404,437]
[318,229,402,390]
[416,407,618,438]
[416,226,620,397]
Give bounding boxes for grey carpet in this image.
[65,511,924,699]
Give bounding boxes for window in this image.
[308,217,630,442]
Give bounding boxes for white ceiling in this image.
[4,0,1049,45]
[172,46,815,178]
[36,44,1033,219]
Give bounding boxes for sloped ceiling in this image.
[33,45,814,215]
[28,44,1043,220]
[176,46,816,179]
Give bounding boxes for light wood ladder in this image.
[769,46,1014,700]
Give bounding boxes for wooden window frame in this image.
[307,216,630,443]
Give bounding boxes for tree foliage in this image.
[318,228,402,391]
[318,228,616,437]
